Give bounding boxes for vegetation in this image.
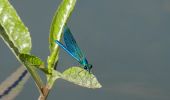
[0,0,101,99]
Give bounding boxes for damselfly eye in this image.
[84,66,87,70]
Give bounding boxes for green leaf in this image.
[0,0,31,57]
[49,0,76,52]
[19,54,51,74]
[53,67,102,89]
[48,0,77,70]
[19,54,44,91]
[19,54,44,68]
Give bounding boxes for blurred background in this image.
[0,0,170,100]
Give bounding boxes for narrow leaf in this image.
[19,54,44,91]
[0,0,32,96]
[19,54,44,68]
[0,0,31,56]
[49,0,76,52]
[48,0,77,71]
[19,54,50,74]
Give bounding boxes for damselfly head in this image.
[84,64,92,73]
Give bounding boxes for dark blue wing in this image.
[55,40,80,62]
[63,26,86,64]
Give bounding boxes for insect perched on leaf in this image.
[55,26,92,73]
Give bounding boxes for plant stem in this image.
[38,85,50,100]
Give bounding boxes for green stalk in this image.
[47,0,77,87]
